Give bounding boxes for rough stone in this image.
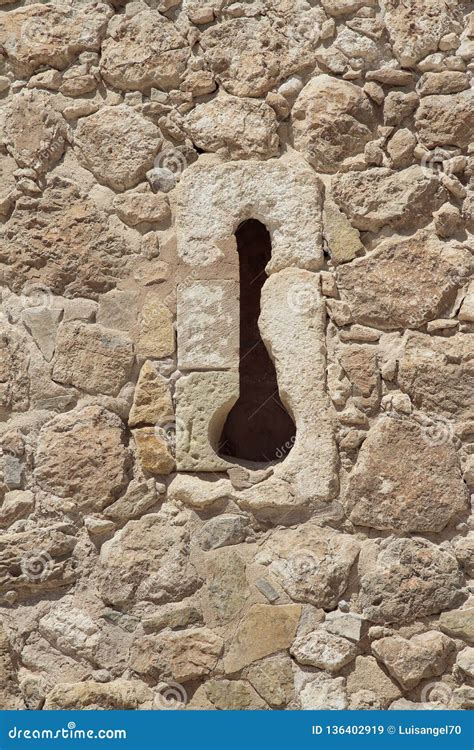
[359,537,465,624]
[44,680,155,710]
[438,608,474,642]
[184,96,279,160]
[296,671,348,710]
[133,428,175,475]
[415,92,473,149]
[100,10,189,91]
[52,322,134,396]
[456,647,474,678]
[291,75,375,173]
[265,524,360,610]
[332,166,443,232]
[346,656,401,709]
[137,296,175,358]
[291,630,358,672]
[35,406,130,511]
[372,632,455,689]
[343,416,468,533]
[74,106,161,191]
[130,628,223,683]
[399,333,474,420]
[129,361,173,428]
[224,604,301,673]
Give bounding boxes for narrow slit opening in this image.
[218,219,296,464]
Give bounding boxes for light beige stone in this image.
[332,166,444,232]
[291,74,375,173]
[52,322,134,396]
[439,608,474,641]
[177,281,239,370]
[344,416,468,533]
[372,632,455,690]
[35,405,130,510]
[291,630,357,672]
[359,537,465,624]
[137,296,175,358]
[129,361,173,428]
[323,193,364,265]
[44,680,155,710]
[74,106,161,191]
[346,655,401,709]
[0,3,111,77]
[100,10,188,91]
[224,604,301,673]
[415,92,473,149]
[184,95,279,160]
[112,192,170,227]
[265,524,360,609]
[131,628,223,683]
[175,371,239,472]
[381,0,464,66]
[0,626,23,708]
[398,333,474,420]
[176,157,324,272]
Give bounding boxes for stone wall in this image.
[0,0,473,711]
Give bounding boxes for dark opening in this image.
[219,219,296,464]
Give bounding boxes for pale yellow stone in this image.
[129,361,173,428]
[133,428,175,475]
[137,296,175,358]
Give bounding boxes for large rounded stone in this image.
[100,10,189,91]
[74,106,161,191]
[292,75,374,173]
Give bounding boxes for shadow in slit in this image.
[219,219,296,464]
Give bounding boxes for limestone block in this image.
[175,371,239,472]
[129,361,173,428]
[291,74,375,173]
[176,158,324,272]
[343,416,468,533]
[415,92,473,149]
[337,230,471,329]
[35,405,130,511]
[44,680,156,710]
[133,428,175,475]
[74,106,161,191]
[177,280,239,370]
[259,268,338,506]
[359,537,465,624]
[224,604,302,673]
[372,631,455,690]
[52,322,134,396]
[136,295,175,358]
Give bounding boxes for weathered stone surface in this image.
[0,155,17,220]
[176,158,324,272]
[415,92,473,149]
[137,296,175,358]
[265,524,360,609]
[196,515,249,551]
[296,671,348,710]
[177,281,239,370]
[100,10,189,91]
[245,654,294,708]
[112,192,170,227]
[323,194,364,265]
[0,524,78,599]
[184,96,279,160]
[336,231,471,330]
[35,406,130,511]
[200,12,322,97]
[44,680,155,710]
[0,626,24,708]
[4,90,67,173]
[344,416,468,533]
[291,630,357,672]
[129,361,172,428]
[439,607,474,642]
[176,371,239,472]
[74,106,161,191]
[131,628,223,683]
[332,166,443,232]
[0,324,30,413]
[0,177,132,298]
[224,604,301,673]
[200,546,251,627]
[197,679,267,710]
[372,632,455,689]
[52,322,134,396]
[133,428,175,475]
[98,512,201,607]
[399,333,474,420]
[381,0,464,66]
[292,75,374,173]
[347,656,401,709]
[0,3,111,76]
[0,490,34,529]
[359,537,465,624]
[457,647,474,678]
